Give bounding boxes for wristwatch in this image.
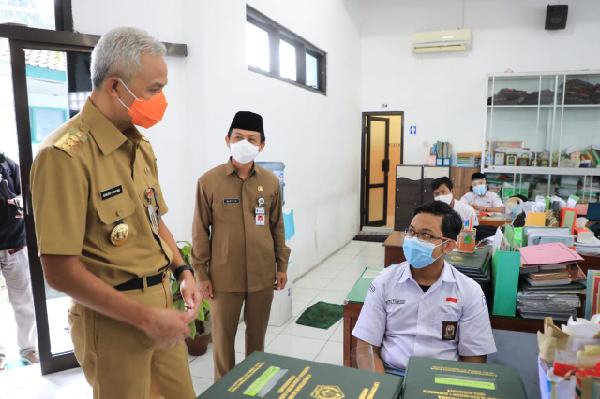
[173,264,195,281]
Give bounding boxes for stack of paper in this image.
[445,247,491,283]
[445,247,492,301]
[575,235,600,257]
[517,243,585,320]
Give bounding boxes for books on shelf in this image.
[455,151,482,167]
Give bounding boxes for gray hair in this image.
[90,27,166,89]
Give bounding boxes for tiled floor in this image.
[0,240,384,398]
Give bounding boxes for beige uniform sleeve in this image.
[269,183,291,273]
[191,178,212,281]
[30,148,88,255]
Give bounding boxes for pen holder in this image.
[457,229,476,253]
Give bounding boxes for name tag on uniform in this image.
[442,321,458,341]
[385,299,405,305]
[255,207,265,215]
[100,185,123,200]
[255,214,265,226]
[224,198,240,205]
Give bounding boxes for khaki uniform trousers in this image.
[210,287,274,380]
[68,278,195,399]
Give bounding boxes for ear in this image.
[259,141,266,152]
[443,240,457,253]
[225,134,231,147]
[105,77,120,99]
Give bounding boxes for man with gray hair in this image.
[30,27,198,398]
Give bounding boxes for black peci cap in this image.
[229,111,264,139]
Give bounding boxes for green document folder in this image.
[199,352,402,398]
[491,250,521,317]
[346,267,383,304]
[402,357,527,399]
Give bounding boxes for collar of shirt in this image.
[224,158,262,178]
[81,99,143,155]
[397,261,457,286]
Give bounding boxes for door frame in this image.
[2,26,187,375]
[360,111,404,231]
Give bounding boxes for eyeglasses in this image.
[404,227,445,243]
[231,133,262,146]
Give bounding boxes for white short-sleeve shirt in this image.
[453,200,479,227]
[352,261,496,372]
[461,191,504,209]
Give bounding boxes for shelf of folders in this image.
[537,317,600,399]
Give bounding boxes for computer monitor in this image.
[587,203,600,222]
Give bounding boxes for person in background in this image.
[460,172,504,213]
[352,201,496,377]
[431,177,478,227]
[505,195,527,227]
[0,152,38,372]
[192,111,291,380]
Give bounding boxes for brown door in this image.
[365,116,390,226]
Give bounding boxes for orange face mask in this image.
[117,78,168,129]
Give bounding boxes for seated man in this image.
[352,202,496,377]
[460,172,504,214]
[432,177,478,227]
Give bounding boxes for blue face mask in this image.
[402,236,446,269]
[473,184,487,196]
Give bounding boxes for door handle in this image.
[382,159,390,172]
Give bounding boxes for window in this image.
[246,6,326,94]
[278,39,296,81]
[246,21,270,72]
[306,51,319,89]
[0,0,72,31]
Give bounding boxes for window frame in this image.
[54,0,73,31]
[247,5,327,95]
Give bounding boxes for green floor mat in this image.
[296,301,343,329]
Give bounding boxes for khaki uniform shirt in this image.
[30,99,173,286]
[192,160,291,293]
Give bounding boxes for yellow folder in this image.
[525,212,546,227]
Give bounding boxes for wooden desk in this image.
[479,217,511,228]
[383,231,405,267]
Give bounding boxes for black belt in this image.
[114,271,165,292]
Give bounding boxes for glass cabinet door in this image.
[486,75,558,168]
[555,73,600,169]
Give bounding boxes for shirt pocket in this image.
[96,194,137,250]
[384,299,407,332]
[432,307,461,342]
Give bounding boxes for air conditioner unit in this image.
[411,29,472,53]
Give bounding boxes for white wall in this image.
[359,0,600,164]
[72,0,362,280]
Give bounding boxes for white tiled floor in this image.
[0,240,384,398]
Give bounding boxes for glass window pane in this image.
[0,38,19,162]
[306,52,318,89]
[279,39,296,81]
[0,0,55,30]
[25,49,72,354]
[246,21,270,72]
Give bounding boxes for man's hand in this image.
[276,272,287,290]
[179,270,201,317]
[140,307,193,348]
[199,279,214,299]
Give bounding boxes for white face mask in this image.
[230,139,260,164]
[434,193,453,205]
